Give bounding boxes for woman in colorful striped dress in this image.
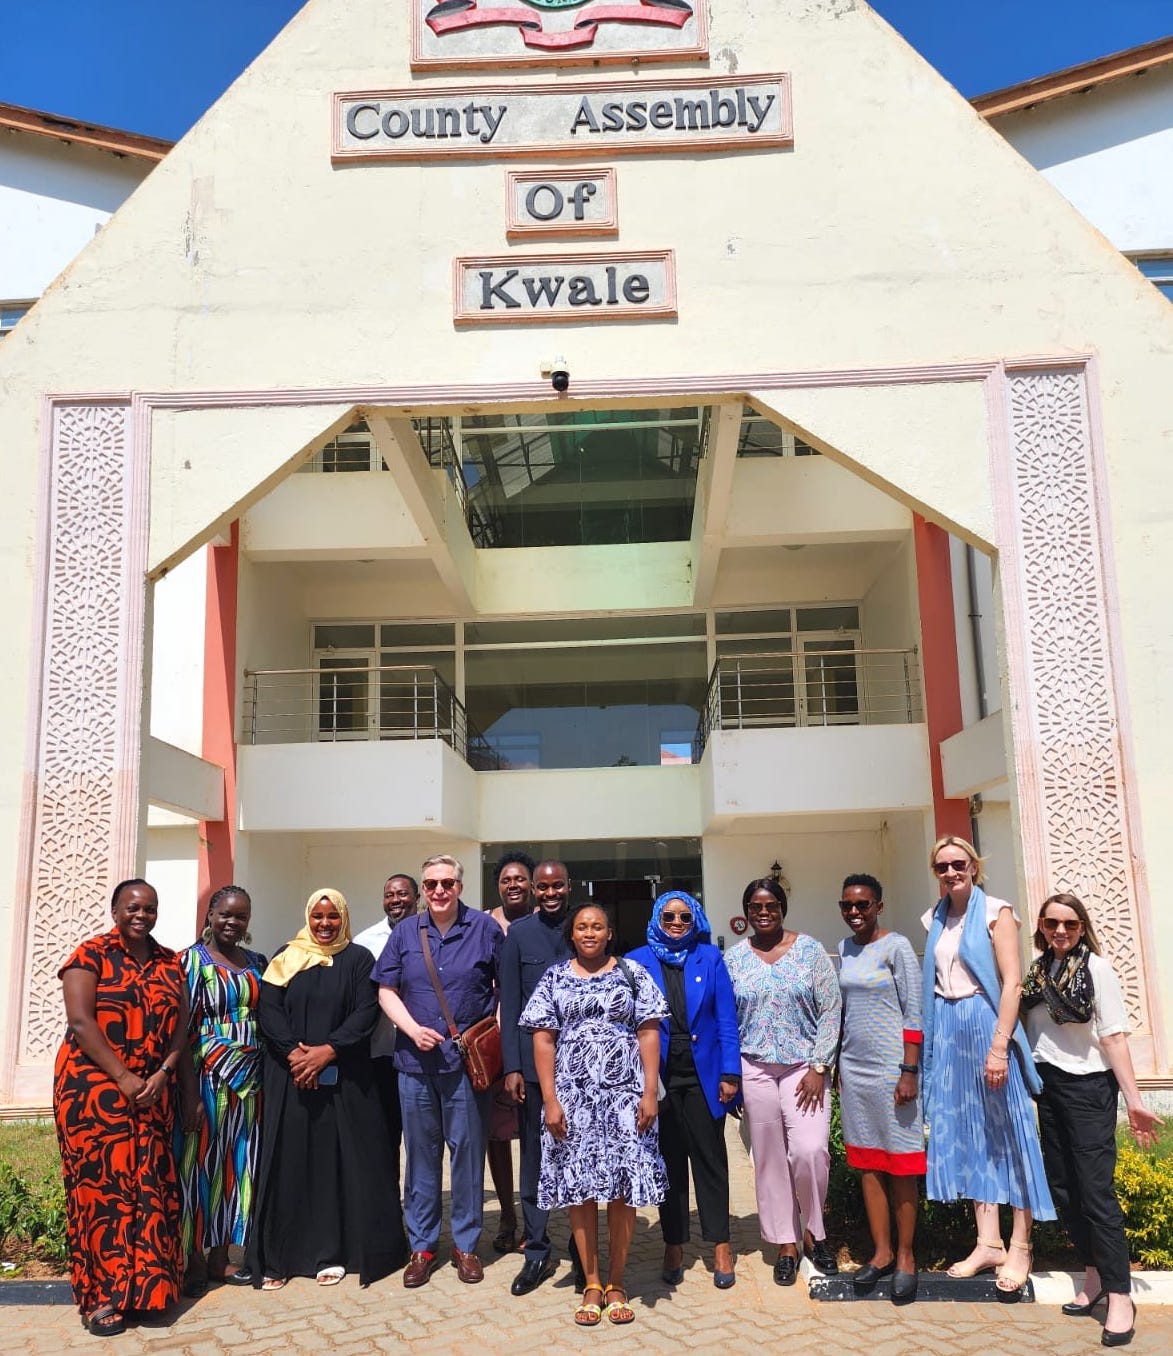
[179,886,267,1295]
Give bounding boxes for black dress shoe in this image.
[1064,1288,1107,1316]
[891,1269,918,1303]
[773,1254,798,1286]
[1101,1299,1136,1347]
[224,1267,254,1287]
[852,1260,895,1290]
[662,1264,685,1285]
[806,1238,839,1275]
[510,1256,556,1296]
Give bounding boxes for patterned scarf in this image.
[1021,938,1095,1024]
[645,890,712,968]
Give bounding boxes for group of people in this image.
[52,838,1159,1343]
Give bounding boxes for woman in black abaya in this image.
[248,888,406,1288]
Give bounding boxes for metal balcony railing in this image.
[242,666,501,770]
[693,648,922,758]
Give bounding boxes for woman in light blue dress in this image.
[922,836,1055,1295]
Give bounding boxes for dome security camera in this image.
[551,360,570,393]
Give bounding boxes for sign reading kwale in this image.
[454,250,676,324]
[412,0,709,71]
[335,74,791,162]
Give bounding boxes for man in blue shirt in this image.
[376,854,504,1287]
[499,859,578,1296]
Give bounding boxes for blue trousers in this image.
[399,1069,488,1254]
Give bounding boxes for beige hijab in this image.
[262,888,352,987]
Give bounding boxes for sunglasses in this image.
[839,900,877,913]
[422,878,459,893]
[933,859,971,875]
[661,911,693,924]
[1040,918,1081,933]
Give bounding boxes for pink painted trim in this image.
[1081,356,1164,1069]
[410,1,709,71]
[505,168,619,239]
[453,248,677,325]
[332,72,791,162]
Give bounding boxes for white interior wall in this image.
[144,825,201,953]
[233,832,310,960]
[149,550,208,756]
[237,559,311,674]
[950,535,1000,727]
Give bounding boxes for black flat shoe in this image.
[1101,1299,1136,1347]
[662,1264,684,1285]
[773,1254,798,1286]
[852,1260,896,1290]
[806,1237,839,1275]
[891,1269,918,1303]
[510,1256,556,1297]
[1064,1288,1107,1316]
[224,1267,254,1287]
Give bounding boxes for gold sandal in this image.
[604,1286,635,1325]
[947,1238,1006,1279]
[995,1240,1032,1295]
[574,1285,604,1326]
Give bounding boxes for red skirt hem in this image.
[845,1144,926,1176]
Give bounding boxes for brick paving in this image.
[3,1138,1170,1355]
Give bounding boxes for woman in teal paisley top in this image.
[179,886,267,1294]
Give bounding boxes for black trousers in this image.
[658,1082,731,1246]
[373,1056,404,1169]
[519,1079,554,1263]
[1036,1062,1130,1294]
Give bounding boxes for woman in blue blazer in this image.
[628,891,741,1289]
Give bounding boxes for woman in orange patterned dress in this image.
[54,879,201,1336]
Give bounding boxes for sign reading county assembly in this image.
[412,0,709,70]
[454,250,676,324]
[334,73,791,162]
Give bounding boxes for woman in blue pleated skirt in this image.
[921,836,1055,1294]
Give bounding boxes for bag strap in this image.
[615,957,640,1000]
[418,918,460,1040]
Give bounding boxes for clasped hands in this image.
[288,1041,336,1089]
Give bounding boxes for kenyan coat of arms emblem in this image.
[413,0,709,70]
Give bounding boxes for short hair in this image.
[842,873,883,901]
[534,859,569,880]
[111,878,152,910]
[493,849,535,882]
[421,853,464,881]
[562,901,615,954]
[741,877,788,915]
[386,873,419,896]
[1035,891,1102,956]
[929,835,986,886]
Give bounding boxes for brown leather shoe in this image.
[403,1251,442,1288]
[451,1248,484,1283]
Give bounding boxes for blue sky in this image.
[0,1,1169,140]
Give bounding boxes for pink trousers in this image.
[741,1058,831,1245]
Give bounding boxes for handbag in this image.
[417,919,503,1093]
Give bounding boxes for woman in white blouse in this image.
[1022,892,1162,1349]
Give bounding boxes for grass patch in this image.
[0,1120,66,1276]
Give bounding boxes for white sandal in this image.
[316,1266,345,1286]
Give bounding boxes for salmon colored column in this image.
[197,522,239,908]
[913,514,971,841]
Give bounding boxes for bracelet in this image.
[987,1050,1010,1062]
[898,1064,919,1076]
[160,1063,175,1079]
[993,1028,1012,1041]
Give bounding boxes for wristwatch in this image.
[810,1063,829,1076]
[898,1063,919,1076]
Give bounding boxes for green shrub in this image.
[0,1159,68,1270]
[1115,1141,1173,1269]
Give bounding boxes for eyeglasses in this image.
[933,859,971,875]
[422,878,459,893]
[839,900,876,913]
[661,911,693,924]
[1040,918,1081,933]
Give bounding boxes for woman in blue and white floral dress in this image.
[520,902,667,1327]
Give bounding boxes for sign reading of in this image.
[453,249,676,324]
[412,0,709,70]
[334,73,792,162]
[506,169,618,238]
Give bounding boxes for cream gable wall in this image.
[2,0,1172,1082]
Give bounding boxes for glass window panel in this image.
[379,651,456,685]
[802,641,860,724]
[317,658,369,738]
[314,624,376,649]
[1136,256,1173,301]
[715,609,794,636]
[716,637,793,657]
[466,642,706,769]
[465,615,704,646]
[378,623,455,648]
[717,650,797,727]
[796,606,860,632]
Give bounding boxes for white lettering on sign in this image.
[453,250,676,325]
[507,168,618,238]
[334,74,791,162]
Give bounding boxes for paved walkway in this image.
[3,1137,1170,1355]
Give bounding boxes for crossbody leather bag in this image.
[418,919,503,1093]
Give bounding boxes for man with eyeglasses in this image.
[354,874,420,1165]
[498,860,582,1296]
[375,855,504,1288]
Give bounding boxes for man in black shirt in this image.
[499,859,579,1296]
